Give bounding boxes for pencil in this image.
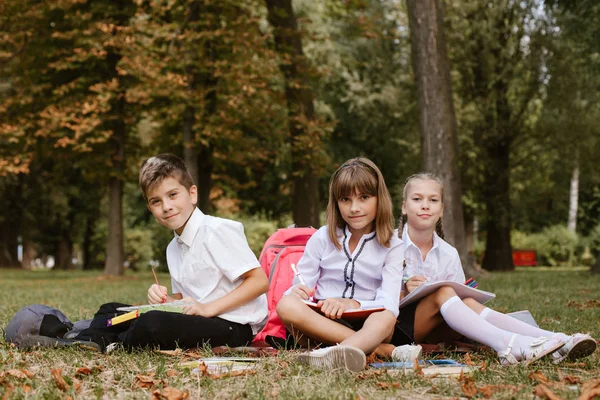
[152,267,166,303]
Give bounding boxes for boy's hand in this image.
[405,275,428,293]
[148,284,168,304]
[181,297,215,317]
[291,284,314,300]
[317,298,360,320]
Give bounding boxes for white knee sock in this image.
[479,307,567,341]
[440,296,555,359]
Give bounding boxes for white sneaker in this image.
[391,344,423,362]
[297,345,366,372]
[552,333,597,364]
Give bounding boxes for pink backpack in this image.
[253,227,317,343]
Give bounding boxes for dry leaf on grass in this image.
[463,353,474,366]
[208,370,257,379]
[529,371,550,384]
[6,370,29,380]
[413,361,423,376]
[376,382,391,389]
[134,374,165,389]
[459,372,478,398]
[51,369,70,392]
[566,299,600,311]
[533,384,561,400]
[579,379,600,400]
[557,370,581,384]
[167,369,178,377]
[22,385,32,393]
[151,387,189,400]
[156,349,183,357]
[1,383,15,400]
[72,378,81,392]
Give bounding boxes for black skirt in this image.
[390,301,419,346]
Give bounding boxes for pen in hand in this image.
[290,263,306,286]
[151,267,166,303]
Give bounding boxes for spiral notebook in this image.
[400,281,495,308]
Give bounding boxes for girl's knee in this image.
[463,297,484,312]
[276,295,303,323]
[433,286,457,306]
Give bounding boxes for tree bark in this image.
[104,90,126,276]
[265,0,320,228]
[406,0,478,277]
[592,253,600,274]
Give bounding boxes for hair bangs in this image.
[331,167,378,201]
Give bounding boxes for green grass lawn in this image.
[1,267,599,399]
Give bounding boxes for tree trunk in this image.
[82,211,96,270]
[0,220,19,267]
[481,140,514,271]
[196,145,214,212]
[21,235,35,270]
[406,0,478,277]
[265,0,320,228]
[55,236,73,270]
[567,164,579,232]
[183,105,199,185]
[104,91,126,276]
[591,253,600,274]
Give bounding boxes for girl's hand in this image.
[148,284,168,304]
[405,275,428,293]
[291,284,315,300]
[317,298,360,320]
[182,297,215,317]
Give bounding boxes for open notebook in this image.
[302,300,385,320]
[400,280,495,308]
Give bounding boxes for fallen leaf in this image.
[22,385,32,393]
[156,349,183,357]
[270,386,280,397]
[209,370,257,379]
[563,362,586,368]
[459,372,477,398]
[51,369,70,392]
[392,382,401,388]
[413,361,423,376]
[134,374,160,389]
[20,369,35,379]
[76,367,92,376]
[195,363,209,376]
[1,382,15,400]
[277,361,289,368]
[167,369,178,377]
[529,371,550,384]
[151,386,189,400]
[72,378,82,392]
[464,353,474,366]
[6,370,28,379]
[533,384,561,400]
[479,361,488,372]
[579,379,600,400]
[376,382,390,389]
[557,371,580,384]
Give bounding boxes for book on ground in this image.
[179,357,259,374]
[302,300,385,320]
[370,359,478,376]
[399,280,495,308]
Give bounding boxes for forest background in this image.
[1,0,599,276]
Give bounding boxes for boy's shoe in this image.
[391,344,423,362]
[297,345,366,372]
[552,333,597,364]
[18,334,101,352]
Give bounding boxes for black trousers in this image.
[76,302,253,352]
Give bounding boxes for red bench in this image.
[512,249,537,266]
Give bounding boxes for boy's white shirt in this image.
[285,225,405,317]
[401,225,465,293]
[166,208,267,334]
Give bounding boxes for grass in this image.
[1,267,599,399]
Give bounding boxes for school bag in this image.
[253,226,317,343]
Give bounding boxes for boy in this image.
[22,154,268,352]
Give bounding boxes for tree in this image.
[265,0,328,227]
[405,0,477,276]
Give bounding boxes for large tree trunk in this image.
[265,0,320,228]
[0,221,19,267]
[592,253,600,274]
[104,93,126,276]
[406,0,478,277]
[481,139,514,270]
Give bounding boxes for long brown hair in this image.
[398,173,445,239]
[326,157,394,249]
